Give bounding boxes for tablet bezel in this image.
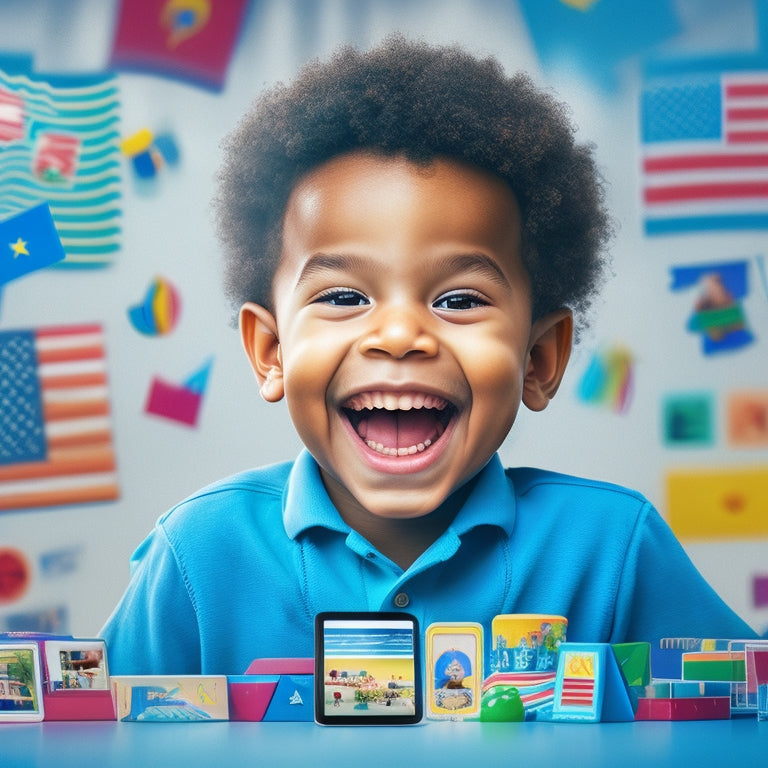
[314,611,423,725]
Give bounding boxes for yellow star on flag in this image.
[10,237,29,257]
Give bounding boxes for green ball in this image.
[480,685,525,722]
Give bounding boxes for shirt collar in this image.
[283,450,350,539]
[448,453,516,538]
[282,449,516,540]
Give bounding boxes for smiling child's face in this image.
[241,152,572,523]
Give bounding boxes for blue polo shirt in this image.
[101,450,755,675]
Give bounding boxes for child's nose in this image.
[358,303,439,360]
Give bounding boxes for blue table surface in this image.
[0,717,765,767]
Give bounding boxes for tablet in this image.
[314,612,422,725]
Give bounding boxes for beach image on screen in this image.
[322,619,417,717]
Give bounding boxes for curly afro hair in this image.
[215,35,612,331]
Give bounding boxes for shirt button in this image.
[365,552,376,559]
[393,592,410,608]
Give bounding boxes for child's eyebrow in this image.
[295,252,373,287]
[442,253,511,288]
[295,252,511,288]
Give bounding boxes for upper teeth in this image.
[344,391,449,411]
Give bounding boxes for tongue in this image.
[357,409,441,449]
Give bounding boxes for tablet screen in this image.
[314,612,422,725]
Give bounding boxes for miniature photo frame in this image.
[314,612,423,725]
[44,639,109,692]
[426,622,483,720]
[0,642,45,721]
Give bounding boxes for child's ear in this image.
[239,302,285,402]
[522,309,573,412]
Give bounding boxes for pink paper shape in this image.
[753,575,768,608]
[145,377,202,426]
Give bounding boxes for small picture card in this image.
[44,639,109,692]
[426,622,483,720]
[0,642,44,721]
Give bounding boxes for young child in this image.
[101,36,755,675]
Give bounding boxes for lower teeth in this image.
[366,439,432,456]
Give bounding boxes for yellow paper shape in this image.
[666,466,768,540]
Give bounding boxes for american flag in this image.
[0,324,119,511]
[641,70,768,235]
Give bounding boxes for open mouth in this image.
[342,391,456,457]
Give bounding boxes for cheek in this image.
[460,333,527,396]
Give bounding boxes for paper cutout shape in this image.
[549,643,634,723]
[127,276,181,336]
[39,546,83,579]
[121,128,180,180]
[727,391,768,448]
[145,357,212,427]
[110,0,249,91]
[670,261,754,354]
[518,0,679,90]
[666,466,768,540]
[0,62,121,267]
[577,346,633,413]
[662,392,714,446]
[642,66,768,235]
[0,605,68,635]
[0,548,30,604]
[0,86,25,141]
[0,324,119,511]
[757,254,768,301]
[0,203,65,286]
[753,575,768,608]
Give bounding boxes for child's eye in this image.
[314,288,370,306]
[433,291,488,311]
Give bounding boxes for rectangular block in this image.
[644,681,730,698]
[635,696,731,721]
[682,652,746,682]
[112,676,229,721]
[42,689,115,721]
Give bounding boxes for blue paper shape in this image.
[518,0,680,90]
[262,674,313,722]
[0,204,66,286]
[184,357,213,395]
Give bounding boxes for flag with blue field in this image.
[641,66,768,235]
[0,203,65,286]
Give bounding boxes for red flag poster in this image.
[109,0,250,91]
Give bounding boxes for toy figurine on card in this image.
[426,623,482,719]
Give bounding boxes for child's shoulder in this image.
[505,465,651,508]
[158,460,295,526]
